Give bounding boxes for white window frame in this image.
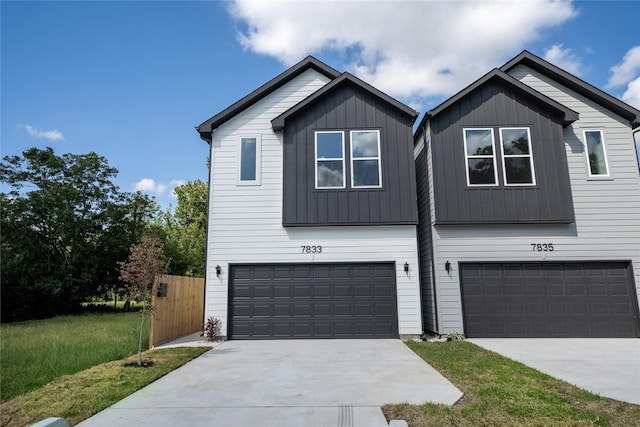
[315,131,346,189]
[499,127,536,186]
[350,130,382,189]
[583,129,610,178]
[463,128,498,186]
[236,135,261,186]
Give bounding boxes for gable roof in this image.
[500,50,640,128]
[271,72,418,131]
[415,68,579,139]
[196,56,341,143]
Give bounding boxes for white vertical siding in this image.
[431,65,640,334]
[206,69,422,336]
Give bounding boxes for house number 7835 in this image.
[531,243,554,252]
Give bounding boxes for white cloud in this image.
[227,0,577,107]
[132,178,189,198]
[543,44,583,76]
[621,76,640,109]
[132,178,167,196]
[606,45,640,89]
[604,46,640,109]
[21,124,64,141]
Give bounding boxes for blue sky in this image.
[2,1,639,209]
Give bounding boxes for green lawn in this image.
[383,341,640,427]
[1,312,150,401]
[1,347,210,427]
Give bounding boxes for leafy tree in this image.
[153,180,207,277]
[118,236,167,366]
[97,191,160,308]
[0,147,157,321]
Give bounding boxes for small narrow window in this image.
[464,128,497,186]
[238,136,261,185]
[583,130,609,177]
[351,130,382,188]
[315,131,345,188]
[500,127,535,185]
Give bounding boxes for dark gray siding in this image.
[283,83,418,226]
[415,147,437,333]
[430,80,575,224]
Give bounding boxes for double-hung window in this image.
[315,131,345,188]
[464,128,498,186]
[237,135,261,185]
[583,130,609,177]
[500,127,535,185]
[351,130,382,188]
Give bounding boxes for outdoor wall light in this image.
[445,261,451,273]
[216,265,221,277]
[404,262,409,274]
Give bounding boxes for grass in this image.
[1,312,150,401]
[1,346,210,427]
[383,341,640,427]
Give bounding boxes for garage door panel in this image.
[229,263,398,339]
[273,304,291,317]
[293,286,312,297]
[610,283,631,296]
[354,266,372,278]
[334,304,352,316]
[334,285,350,297]
[486,302,504,315]
[375,285,394,297]
[461,262,639,338]
[613,302,634,315]
[293,267,312,279]
[354,285,372,297]
[546,284,564,295]
[273,286,291,297]
[505,284,524,296]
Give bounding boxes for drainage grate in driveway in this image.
[337,404,353,427]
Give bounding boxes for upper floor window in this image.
[583,130,609,177]
[464,128,498,186]
[351,130,382,188]
[238,135,261,185]
[315,131,345,188]
[500,127,535,185]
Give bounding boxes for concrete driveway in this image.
[469,338,640,405]
[78,339,462,427]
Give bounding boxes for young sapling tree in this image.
[119,236,168,366]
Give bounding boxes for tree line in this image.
[1,147,207,322]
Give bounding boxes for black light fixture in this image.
[404,262,409,274]
[445,261,451,273]
[216,265,221,277]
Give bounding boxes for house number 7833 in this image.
[301,245,322,254]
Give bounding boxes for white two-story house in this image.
[196,57,422,339]
[415,51,640,338]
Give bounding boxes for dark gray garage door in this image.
[229,263,398,339]
[461,262,640,338]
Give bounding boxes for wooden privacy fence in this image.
[150,274,205,348]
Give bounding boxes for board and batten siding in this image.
[282,83,418,226]
[430,65,640,334]
[429,79,575,224]
[207,68,422,337]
